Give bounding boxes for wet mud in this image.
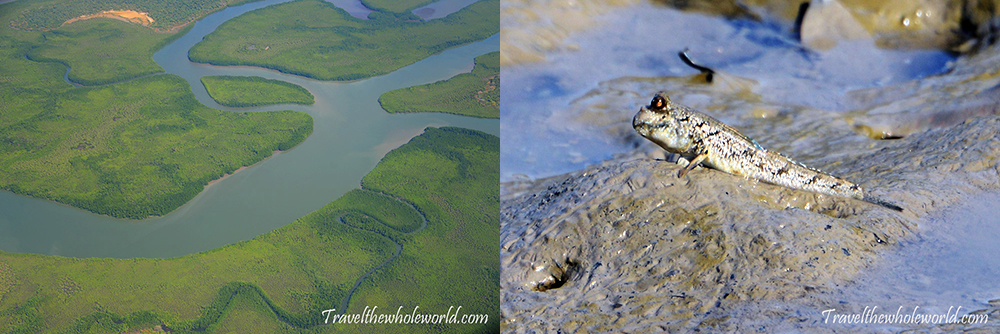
[502,112,1000,331]
[501,1,1000,332]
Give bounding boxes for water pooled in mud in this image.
[501,0,956,182]
[804,191,1000,333]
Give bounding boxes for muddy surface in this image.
[501,0,1000,332]
[502,113,1000,331]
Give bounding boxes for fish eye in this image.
[650,95,666,110]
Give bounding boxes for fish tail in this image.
[862,195,904,212]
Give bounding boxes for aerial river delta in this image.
[502,0,1000,332]
[0,0,498,332]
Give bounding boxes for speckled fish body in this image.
[632,92,901,211]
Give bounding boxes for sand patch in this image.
[63,10,155,27]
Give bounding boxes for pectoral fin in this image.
[677,153,708,178]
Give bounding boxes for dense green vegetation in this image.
[334,188,424,233]
[359,0,434,14]
[26,18,177,85]
[202,75,315,107]
[188,0,499,81]
[344,127,500,333]
[0,74,313,219]
[11,0,261,31]
[0,3,314,219]
[379,51,499,118]
[3,0,498,331]
[0,127,500,333]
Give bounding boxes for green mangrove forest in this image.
[379,51,499,118]
[202,75,315,107]
[0,127,500,333]
[187,0,499,81]
[1,0,500,331]
[0,0,314,219]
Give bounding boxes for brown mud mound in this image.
[501,113,1000,332]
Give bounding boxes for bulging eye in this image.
[650,95,666,110]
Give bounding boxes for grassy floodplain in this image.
[0,0,313,219]
[202,75,315,107]
[379,51,499,118]
[188,0,499,81]
[0,127,500,333]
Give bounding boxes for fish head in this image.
[632,92,691,154]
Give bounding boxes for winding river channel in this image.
[0,0,498,259]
